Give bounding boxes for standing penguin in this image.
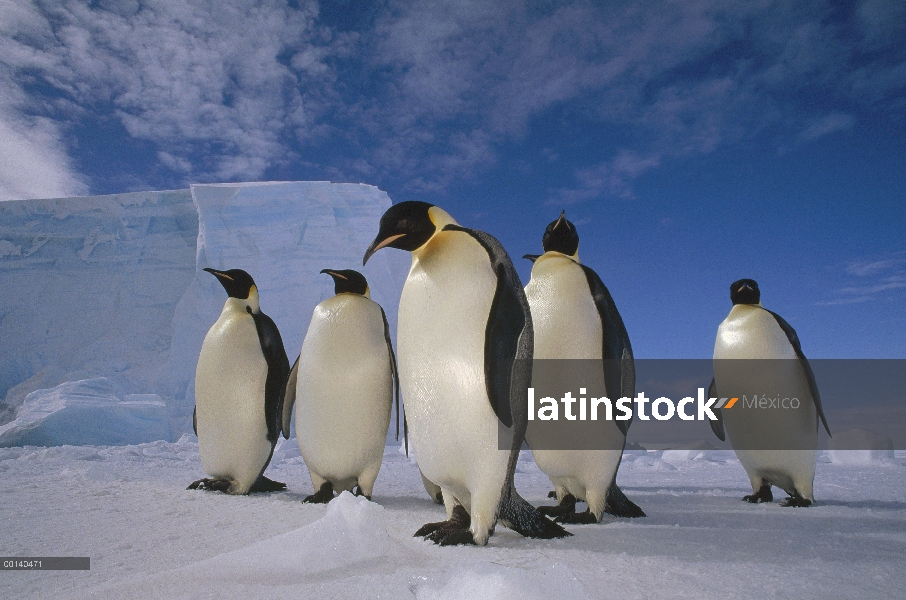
[524,212,644,523]
[710,279,831,507]
[282,269,398,503]
[189,268,290,494]
[363,201,569,546]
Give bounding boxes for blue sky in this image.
[1,0,904,358]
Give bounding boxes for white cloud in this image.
[364,0,906,198]
[1,0,342,190]
[2,0,905,198]
[845,254,906,277]
[822,253,906,305]
[799,113,856,143]
[0,111,88,201]
[551,150,662,204]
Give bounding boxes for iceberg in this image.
[0,181,408,446]
[0,378,171,447]
[828,428,896,465]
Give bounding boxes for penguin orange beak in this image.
[320,269,347,280]
[363,234,405,265]
[204,267,233,281]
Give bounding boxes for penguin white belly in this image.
[525,255,623,515]
[295,295,392,495]
[526,255,601,359]
[397,231,509,521]
[713,305,817,499]
[195,304,271,494]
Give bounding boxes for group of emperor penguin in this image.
[189,201,831,546]
[190,266,398,502]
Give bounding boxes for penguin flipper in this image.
[763,309,831,437]
[281,355,299,440]
[708,377,726,441]
[579,264,635,436]
[192,407,197,437]
[443,225,532,429]
[380,306,404,452]
[250,309,291,443]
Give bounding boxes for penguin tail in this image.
[604,481,646,518]
[498,489,572,539]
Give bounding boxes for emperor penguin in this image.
[710,279,831,507]
[523,212,645,523]
[282,269,398,503]
[189,268,290,495]
[363,201,570,546]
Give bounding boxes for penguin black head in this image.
[205,268,257,300]
[321,269,369,296]
[363,201,457,264]
[541,211,579,257]
[730,278,761,305]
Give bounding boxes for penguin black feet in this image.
[249,475,287,493]
[303,482,334,504]
[187,478,232,493]
[556,508,598,524]
[537,493,578,519]
[743,484,773,503]
[415,505,475,546]
[780,494,812,508]
[353,485,372,501]
[604,482,646,518]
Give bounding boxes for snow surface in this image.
[0,182,408,443]
[1,441,904,599]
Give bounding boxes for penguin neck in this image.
[731,302,763,312]
[427,206,458,230]
[223,288,260,315]
[336,290,370,299]
[412,206,460,260]
[537,250,580,265]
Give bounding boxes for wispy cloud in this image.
[0,0,343,194]
[1,1,904,199]
[0,109,89,201]
[362,0,906,199]
[799,113,855,143]
[821,252,906,305]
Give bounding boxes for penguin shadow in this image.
[625,484,748,496]
[812,499,906,511]
[623,486,906,512]
[378,494,446,512]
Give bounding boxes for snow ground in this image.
[1,440,904,599]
